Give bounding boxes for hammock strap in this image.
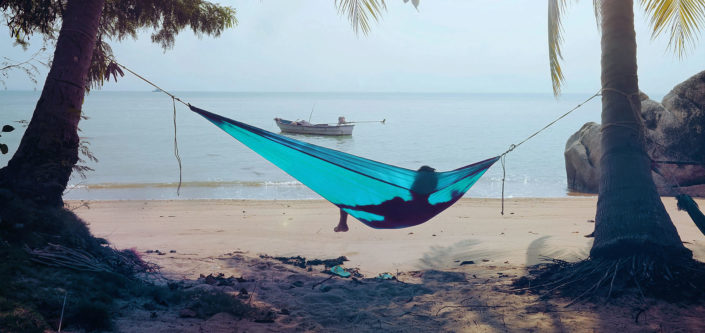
[173,96,183,195]
[497,89,603,213]
[501,154,507,215]
[500,89,602,157]
[113,59,187,195]
[112,60,190,108]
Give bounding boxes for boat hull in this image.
[274,118,354,136]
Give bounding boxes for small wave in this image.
[68,180,305,189]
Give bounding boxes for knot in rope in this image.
[598,87,645,140]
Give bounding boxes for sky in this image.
[1,0,704,94]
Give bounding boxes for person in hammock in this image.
[334,165,438,232]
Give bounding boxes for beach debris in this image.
[253,311,277,323]
[330,265,351,277]
[261,254,348,269]
[312,275,335,289]
[377,272,395,280]
[58,289,67,332]
[308,256,348,267]
[198,273,247,286]
[205,275,218,285]
[179,308,197,318]
[460,260,475,266]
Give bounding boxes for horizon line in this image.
[1,89,603,95]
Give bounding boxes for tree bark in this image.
[0,0,105,207]
[591,0,690,258]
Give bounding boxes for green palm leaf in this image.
[336,0,387,35]
[548,0,572,96]
[640,0,705,57]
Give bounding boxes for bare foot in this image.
[335,209,349,232]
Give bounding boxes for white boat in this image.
[274,117,354,136]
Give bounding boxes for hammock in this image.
[190,106,498,229]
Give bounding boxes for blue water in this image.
[1,91,606,200]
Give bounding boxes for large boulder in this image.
[565,70,705,196]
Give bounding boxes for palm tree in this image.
[0,0,236,207]
[550,0,704,260]
[0,0,106,207]
[340,0,705,296]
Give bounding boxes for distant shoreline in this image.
[1,90,611,96]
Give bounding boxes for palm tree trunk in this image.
[0,0,105,207]
[591,0,690,259]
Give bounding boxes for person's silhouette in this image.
[334,165,439,232]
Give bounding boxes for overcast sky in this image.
[1,0,704,94]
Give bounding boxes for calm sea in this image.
[1,91,611,200]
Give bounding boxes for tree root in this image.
[513,255,705,306]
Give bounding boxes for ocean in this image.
[1,91,610,200]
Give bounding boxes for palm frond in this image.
[336,0,387,36]
[403,0,420,9]
[548,0,572,96]
[640,0,705,58]
[593,0,602,31]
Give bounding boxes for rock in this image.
[565,71,705,196]
[564,122,601,193]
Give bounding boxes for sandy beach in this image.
[69,197,705,332]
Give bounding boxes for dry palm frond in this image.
[27,243,114,273]
[640,0,705,57]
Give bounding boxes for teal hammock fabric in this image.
[190,106,499,229]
